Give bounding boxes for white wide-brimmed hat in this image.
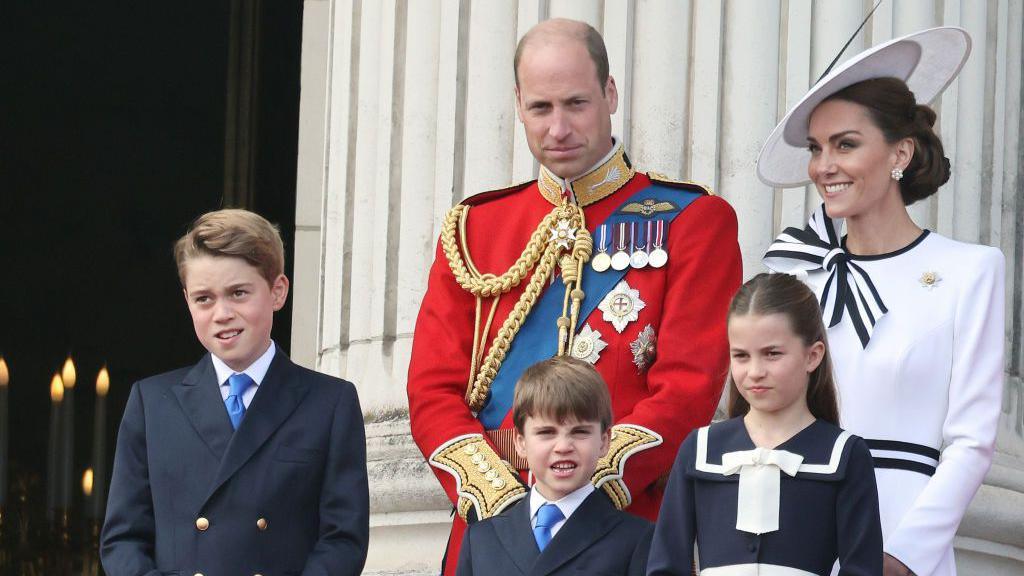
[756,26,971,188]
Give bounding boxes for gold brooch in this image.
[919,271,941,290]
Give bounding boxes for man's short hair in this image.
[513,19,610,92]
[174,208,285,286]
[512,356,613,433]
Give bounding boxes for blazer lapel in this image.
[172,355,233,461]
[202,351,311,505]
[493,498,540,575]
[531,491,623,576]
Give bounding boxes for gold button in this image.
[471,453,483,464]
[484,469,498,481]
[463,443,479,455]
[476,461,490,473]
[256,517,268,531]
[491,478,506,490]
[195,517,209,531]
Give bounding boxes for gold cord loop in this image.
[442,200,590,410]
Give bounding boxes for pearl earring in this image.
[891,167,904,181]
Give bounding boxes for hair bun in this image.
[914,104,937,128]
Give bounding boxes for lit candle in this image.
[0,357,8,508]
[48,373,64,519]
[60,357,76,512]
[91,367,109,520]
[82,467,93,498]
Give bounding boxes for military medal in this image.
[611,222,631,271]
[630,324,657,373]
[648,219,668,268]
[571,324,608,364]
[549,218,577,250]
[630,221,650,269]
[591,224,612,272]
[598,280,646,333]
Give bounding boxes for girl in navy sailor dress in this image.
[648,274,882,576]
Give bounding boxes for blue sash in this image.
[477,184,702,428]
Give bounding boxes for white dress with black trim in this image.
[766,223,1005,576]
[647,417,882,576]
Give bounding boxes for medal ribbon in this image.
[476,184,704,429]
[762,203,887,348]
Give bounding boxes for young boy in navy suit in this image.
[456,356,653,576]
[101,209,369,576]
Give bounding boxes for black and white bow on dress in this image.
[763,203,887,348]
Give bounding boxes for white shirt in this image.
[528,483,594,539]
[211,340,276,409]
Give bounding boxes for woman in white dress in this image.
[757,27,1005,576]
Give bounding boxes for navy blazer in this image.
[457,490,653,576]
[100,351,369,576]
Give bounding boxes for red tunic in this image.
[407,170,741,575]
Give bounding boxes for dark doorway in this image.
[1,1,303,569]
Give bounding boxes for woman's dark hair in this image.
[823,77,950,205]
[727,273,839,425]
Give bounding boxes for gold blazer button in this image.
[256,517,268,531]
[195,517,210,531]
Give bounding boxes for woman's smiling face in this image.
[806,98,908,219]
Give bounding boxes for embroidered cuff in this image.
[429,434,527,520]
[592,424,663,509]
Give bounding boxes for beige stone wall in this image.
[292,1,1024,573]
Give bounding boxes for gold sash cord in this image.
[442,199,592,411]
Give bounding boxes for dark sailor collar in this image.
[538,139,635,207]
[762,203,888,348]
[695,417,852,477]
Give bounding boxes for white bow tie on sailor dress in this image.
[763,203,888,348]
[721,447,805,535]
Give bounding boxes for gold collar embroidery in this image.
[538,143,635,207]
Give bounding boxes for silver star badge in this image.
[598,280,646,333]
[549,219,577,250]
[571,324,608,365]
[919,271,942,290]
[630,324,657,373]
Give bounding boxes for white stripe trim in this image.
[695,427,852,476]
[869,449,939,467]
[700,563,818,576]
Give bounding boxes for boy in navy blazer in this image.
[101,209,369,576]
[456,357,653,576]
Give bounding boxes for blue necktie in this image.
[533,503,564,552]
[225,373,254,430]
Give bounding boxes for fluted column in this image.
[719,0,780,278]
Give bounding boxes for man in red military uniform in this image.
[407,18,742,575]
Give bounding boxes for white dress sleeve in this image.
[884,247,1005,575]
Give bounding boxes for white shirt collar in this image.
[211,340,276,387]
[529,482,595,523]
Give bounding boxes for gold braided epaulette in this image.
[429,434,527,521]
[646,171,714,196]
[592,424,664,509]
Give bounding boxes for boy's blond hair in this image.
[512,356,613,433]
[174,209,285,286]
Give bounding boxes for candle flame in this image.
[61,357,77,389]
[96,366,110,397]
[83,468,94,497]
[0,357,8,387]
[50,373,64,402]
